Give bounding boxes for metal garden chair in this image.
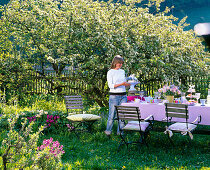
[115,105,154,151]
[164,103,201,145]
[65,95,101,135]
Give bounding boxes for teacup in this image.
[200,99,206,106]
[153,99,158,103]
[145,97,152,103]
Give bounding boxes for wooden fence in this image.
[21,68,209,97]
[0,67,209,106]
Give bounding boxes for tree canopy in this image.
[0,0,208,106]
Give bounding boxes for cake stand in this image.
[128,82,139,92]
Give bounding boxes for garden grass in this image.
[39,123,210,170]
[0,101,209,169]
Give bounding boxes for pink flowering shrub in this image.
[66,124,75,131]
[0,116,63,169]
[46,115,60,127]
[16,110,67,135]
[27,115,36,123]
[37,137,65,158]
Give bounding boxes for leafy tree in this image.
[0,52,33,104]
[0,0,208,107]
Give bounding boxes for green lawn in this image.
[40,122,210,169]
[0,103,209,169]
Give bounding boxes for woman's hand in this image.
[122,82,131,87]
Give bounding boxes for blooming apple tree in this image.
[0,0,208,106]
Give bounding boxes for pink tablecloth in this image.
[121,102,210,125]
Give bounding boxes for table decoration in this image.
[158,84,181,103]
[187,85,196,93]
[186,85,196,100]
[144,96,153,103]
[166,95,174,103]
[186,100,197,106]
[134,98,140,103]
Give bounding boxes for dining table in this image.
[121,102,210,126]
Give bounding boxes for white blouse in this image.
[107,69,126,93]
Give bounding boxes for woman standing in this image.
[104,55,130,136]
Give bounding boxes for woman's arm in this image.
[114,82,130,88]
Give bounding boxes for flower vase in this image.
[166,95,174,103]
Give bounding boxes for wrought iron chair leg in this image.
[117,141,125,151]
[186,135,193,147]
[115,105,153,151]
[167,134,174,146]
[69,123,80,138]
[143,131,149,141]
[141,132,149,147]
[118,133,128,151]
[82,121,95,133]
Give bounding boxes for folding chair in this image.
[164,103,201,145]
[115,105,154,150]
[65,95,101,135]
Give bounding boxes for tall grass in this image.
[42,124,210,169]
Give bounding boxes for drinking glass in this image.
[195,93,201,103]
[200,99,206,106]
[139,91,144,100]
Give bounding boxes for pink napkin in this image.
[127,96,145,102]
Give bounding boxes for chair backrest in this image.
[64,95,83,114]
[165,103,189,123]
[115,105,141,123]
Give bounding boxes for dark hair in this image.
[110,55,124,69]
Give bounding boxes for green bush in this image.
[13,110,68,134]
[0,115,64,169]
